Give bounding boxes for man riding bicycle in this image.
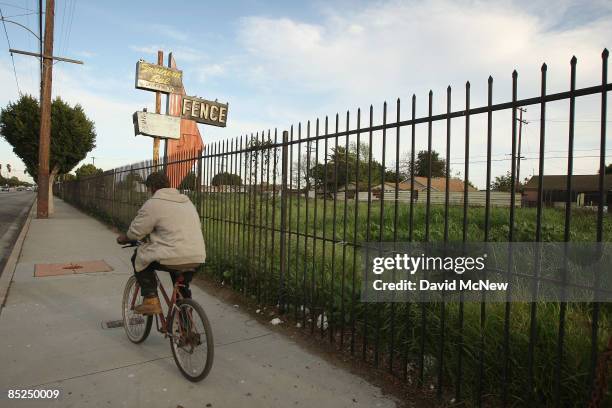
[117,172,206,315]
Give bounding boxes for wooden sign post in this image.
[134,50,184,164]
[153,51,163,166]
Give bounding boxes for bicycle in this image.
[120,241,214,382]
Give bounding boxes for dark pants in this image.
[131,250,194,299]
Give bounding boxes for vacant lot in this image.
[201,195,611,407]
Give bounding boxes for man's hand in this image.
[116,233,130,245]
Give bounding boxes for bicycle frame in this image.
[130,272,187,336]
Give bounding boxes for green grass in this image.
[201,193,611,407]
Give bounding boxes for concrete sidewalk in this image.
[0,199,397,408]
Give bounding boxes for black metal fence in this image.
[56,50,611,407]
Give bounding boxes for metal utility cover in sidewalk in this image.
[34,260,114,277]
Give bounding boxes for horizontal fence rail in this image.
[55,50,611,407]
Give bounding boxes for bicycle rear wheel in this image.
[169,298,214,382]
[122,275,152,343]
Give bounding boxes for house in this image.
[401,177,477,193]
[335,177,475,200]
[522,174,612,207]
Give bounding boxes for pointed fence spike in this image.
[512,70,518,78]
[541,63,547,71]
[571,55,577,64]
[488,76,493,83]
[603,48,609,58]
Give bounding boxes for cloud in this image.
[129,45,161,55]
[129,45,205,63]
[234,0,612,186]
[237,0,610,101]
[73,51,96,58]
[197,63,226,83]
[2,1,611,188]
[150,24,189,42]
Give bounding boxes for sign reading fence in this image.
[181,95,228,127]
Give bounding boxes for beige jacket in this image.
[127,188,206,272]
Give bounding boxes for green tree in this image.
[0,95,96,214]
[179,171,198,190]
[211,172,242,186]
[412,150,447,178]
[491,171,525,192]
[60,173,76,182]
[6,176,20,187]
[75,163,103,180]
[117,171,143,190]
[384,169,402,183]
[604,164,612,174]
[309,143,384,193]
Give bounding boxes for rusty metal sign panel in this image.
[135,61,183,94]
[181,95,228,127]
[133,111,181,139]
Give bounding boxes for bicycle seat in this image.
[159,263,200,273]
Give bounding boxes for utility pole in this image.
[91,157,96,166]
[9,0,83,218]
[39,0,43,103]
[36,0,54,218]
[516,107,528,189]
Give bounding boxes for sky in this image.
[0,0,611,188]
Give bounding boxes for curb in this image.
[0,200,36,312]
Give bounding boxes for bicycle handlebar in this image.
[121,240,141,248]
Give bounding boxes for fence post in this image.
[111,169,116,224]
[278,130,289,313]
[197,149,203,217]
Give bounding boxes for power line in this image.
[0,6,21,95]
[450,154,609,165]
[63,0,75,55]
[25,0,34,90]
[448,147,612,161]
[526,117,612,123]
[2,10,39,18]
[58,0,66,54]
[0,1,34,11]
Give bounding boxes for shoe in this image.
[134,296,162,315]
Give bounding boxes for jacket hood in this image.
[152,188,190,203]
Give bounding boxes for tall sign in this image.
[133,111,180,139]
[133,51,229,186]
[181,96,228,127]
[166,53,203,188]
[135,61,183,94]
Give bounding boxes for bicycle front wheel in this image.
[122,275,152,344]
[169,299,214,382]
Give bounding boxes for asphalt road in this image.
[0,191,35,274]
